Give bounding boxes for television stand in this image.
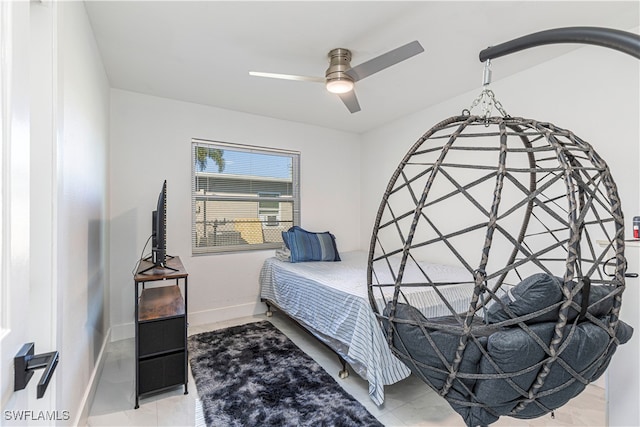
[133,256,188,409]
[139,254,178,274]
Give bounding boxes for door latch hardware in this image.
[14,342,59,398]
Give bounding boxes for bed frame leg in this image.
[338,357,349,379]
[265,301,273,317]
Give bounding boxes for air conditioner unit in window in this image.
[266,215,279,227]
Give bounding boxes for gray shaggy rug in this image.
[188,321,383,427]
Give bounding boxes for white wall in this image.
[360,46,639,249]
[360,34,639,426]
[56,2,111,424]
[109,90,361,338]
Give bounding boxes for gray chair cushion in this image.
[485,273,616,324]
[514,320,633,419]
[381,294,632,427]
[382,303,495,426]
[473,319,633,420]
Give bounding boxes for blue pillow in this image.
[285,226,340,263]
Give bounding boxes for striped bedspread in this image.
[259,250,474,405]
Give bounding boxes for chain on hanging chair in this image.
[366,88,633,426]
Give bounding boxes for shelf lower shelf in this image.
[138,285,185,321]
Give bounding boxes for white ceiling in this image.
[84,1,639,134]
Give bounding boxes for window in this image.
[192,139,300,254]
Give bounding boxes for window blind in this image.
[191,139,300,254]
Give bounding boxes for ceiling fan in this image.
[249,40,424,114]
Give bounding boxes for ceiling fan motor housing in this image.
[325,48,354,86]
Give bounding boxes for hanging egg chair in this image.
[367,28,638,426]
[367,109,633,426]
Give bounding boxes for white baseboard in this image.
[188,302,264,327]
[110,301,267,341]
[74,327,111,427]
[110,322,134,342]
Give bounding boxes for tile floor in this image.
[88,313,606,426]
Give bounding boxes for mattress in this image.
[259,250,474,405]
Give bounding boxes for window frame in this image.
[191,139,300,255]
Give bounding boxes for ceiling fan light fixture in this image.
[326,77,354,94]
[250,42,424,113]
[325,48,354,94]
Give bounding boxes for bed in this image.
[259,250,475,405]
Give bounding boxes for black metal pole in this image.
[479,27,640,62]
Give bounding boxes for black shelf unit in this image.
[134,256,188,409]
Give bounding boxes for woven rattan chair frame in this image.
[367,114,627,425]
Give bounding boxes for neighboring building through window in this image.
[192,139,300,254]
[258,192,281,227]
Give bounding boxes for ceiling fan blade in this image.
[338,90,361,114]
[345,40,424,82]
[249,71,325,83]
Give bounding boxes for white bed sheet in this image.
[259,250,474,405]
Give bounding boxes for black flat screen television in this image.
[152,180,167,266]
[140,180,176,273]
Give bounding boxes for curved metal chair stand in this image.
[367,114,633,426]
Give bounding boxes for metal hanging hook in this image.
[482,59,492,86]
[463,60,508,122]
